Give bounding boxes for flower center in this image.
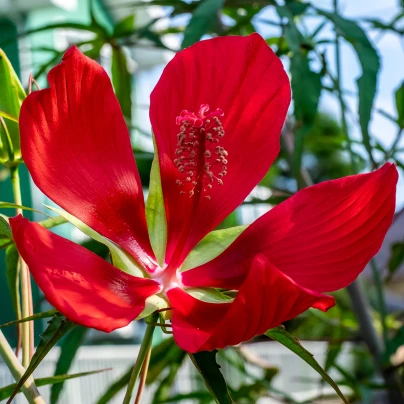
[173,104,228,199]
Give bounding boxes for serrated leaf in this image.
[5,244,20,320]
[45,205,144,277]
[0,309,58,329]
[0,49,25,163]
[320,11,380,162]
[51,326,88,404]
[111,46,132,120]
[181,0,224,48]
[189,350,233,404]
[145,143,167,267]
[180,225,247,271]
[7,314,76,404]
[395,81,404,128]
[265,326,348,404]
[0,369,109,401]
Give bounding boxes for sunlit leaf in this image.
[180,225,247,271]
[189,350,234,404]
[265,326,348,404]
[0,49,25,163]
[181,0,224,48]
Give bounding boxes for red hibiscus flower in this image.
[10,34,397,353]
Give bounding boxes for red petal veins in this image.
[168,255,334,353]
[10,216,161,332]
[150,34,291,267]
[19,46,155,270]
[182,163,398,292]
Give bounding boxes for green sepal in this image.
[145,137,167,267]
[186,288,233,304]
[45,205,145,277]
[180,225,247,271]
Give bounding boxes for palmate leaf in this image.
[181,0,224,48]
[7,314,76,404]
[0,369,109,401]
[189,350,234,404]
[265,326,348,404]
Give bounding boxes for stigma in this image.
[173,104,228,198]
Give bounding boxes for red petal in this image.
[10,216,161,332]
[19,46,155,270]
[183,163,398,292]
[150,34,290,267]
[168,255,334,353]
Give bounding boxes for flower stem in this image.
[10,165,34,367]
[123,314,157,404]
[134,343,152,404]
[0,330,45,404]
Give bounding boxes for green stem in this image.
[134,343,152,404]
[0,330,45,404]
[10,166,34,368]
[333,0,357,173]
[370,259,388,344]
[122,314,157,404]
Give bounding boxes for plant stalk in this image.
[333,0,357,173]
[134,343,152,404]
[122,314,157,404]
[0,330,45,404]
[10,166,34,367]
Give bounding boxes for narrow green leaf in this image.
[111,46,132,120]
[320,11,380,161]
[186,288,233,303]
[0,202,47,216]
[0,309,58,329]
[290,51,322,179]
[113,14,135,37]
[145,145,167,267]
[147,338,185,385]
[0,214,12,239]
[265,326,348,404]
[180,225,247,271]
[0,49,25,163]
[0,369,109,401]
[189,350,234,404]
[395,81,404,128]
[0,110,18,122]
[51,326,88,404]
[5,244,20,320]
[387,242,404,280]
[38,215,67,229]
[7,314,76,404]
[96,367,131,404]
[181,0,224,48]
[45,205,144,277]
